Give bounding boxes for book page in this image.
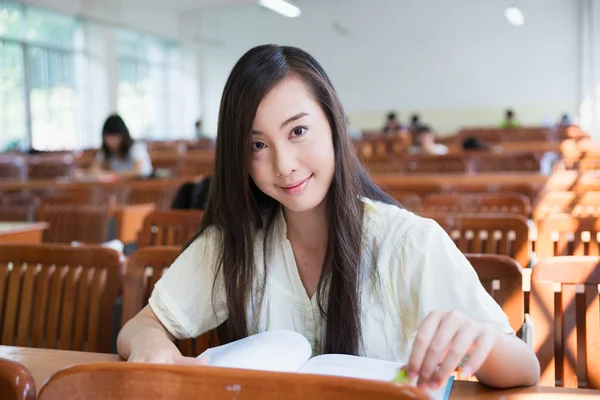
[198,330,312,373]
[297,354,454,400]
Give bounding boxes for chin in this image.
[277,194,327,213]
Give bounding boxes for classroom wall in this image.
[186,0,581,136]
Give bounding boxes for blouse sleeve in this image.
[129,142,153,176]
[148,226,228,339]
[388,215,514,335]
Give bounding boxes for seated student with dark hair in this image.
[382,111,405,134]
[406,125,448,155]
[500,109,520,129]
[90,114,153,178]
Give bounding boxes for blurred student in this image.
[500,109,520,129]
[90,114,153,178]
[407,125,448,155]
[382,112,405,134]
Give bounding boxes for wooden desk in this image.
[0,222,48,243]
[1,346,598,398]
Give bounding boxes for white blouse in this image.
[149,198,513,363]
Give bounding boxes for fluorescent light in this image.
[258,0,301,18]
[505,6,524,26]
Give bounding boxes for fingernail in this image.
[429,381,441,390]
[460,368,472,379]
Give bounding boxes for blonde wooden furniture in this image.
[0,244,121,353]
[122,247,218,357]
[0,222,48,243]
[137,210,203,247]
[465,254,524,333]
[533,192,600,221]
[0,193,39,222]
[423,193,530,217]
[0,358,36,400]
[535,214,600,260]
[38,362,429,400]
[530,256,600,389]
[37,196,116,244]
[1,346,598,399]
[421,213,531,268]
[402,154,466,174]
[113,203,156,244]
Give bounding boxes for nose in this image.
[273,145,298,177]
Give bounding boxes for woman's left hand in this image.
[406,310,499,390]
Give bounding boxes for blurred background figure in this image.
[500,109,520,129]
[406,125,448,155]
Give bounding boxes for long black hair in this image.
[101,114,133,159]
[186,44,395,355]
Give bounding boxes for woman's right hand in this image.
[127,330,208,366]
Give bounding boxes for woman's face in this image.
[104,133,123,153]
[249,77,335,214]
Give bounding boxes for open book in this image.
[199,330,454,400]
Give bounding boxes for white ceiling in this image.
[120,0,340,13]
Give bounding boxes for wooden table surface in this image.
[1,346,598,398]
[0,222,49,243]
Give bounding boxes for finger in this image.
[174,355,209,366]
[459,332,495,378]
[417,313,463,388]
[430,327,478,387]
[407,312,443,380]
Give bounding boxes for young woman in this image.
[117,45,539,390]
[91,114,153,178]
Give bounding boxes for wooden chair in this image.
[0,155,27,181]
[0,359,36,400]
[422,213,531,268]
[465,254,524,333]
[37,196,116,244]
[422,193,530,217]
[530,256,600,389]
[38,363,428,400]
[470,152,541,173]
[401,154,466,173]
[533,191,600,221]
[447,182,537,204]
[535,214,600,260]
[0,244,121,353]
[385,192,421,212]
[137,210,203,247]
[124,181,183,210]
[0,193,39,222]
[122,246,219,357]
[27,154,76,180]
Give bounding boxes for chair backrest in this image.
[0,359,36,400]
[422,213,531,268]
[27,154,76,180]
[0,193,39,222]
[37,196,116,243]
[0,155,27,181]
[402,154,466,173]
[464,254,524,333]
[137,210,203,247]
[122,246,217,356]
[423,192,530,217]
[470,152,541,173]
[385,192,421,212]
[533,191,600,221]
[530,256,600,389]
[0,244,121,353]
[38,363,428,400]
[124,180,184,210]
[535,214,600,260]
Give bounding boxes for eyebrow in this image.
[252,112,309,135]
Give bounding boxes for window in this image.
[0,0,87,151]
[117,30,184,140]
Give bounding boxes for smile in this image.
[279,175,313,196]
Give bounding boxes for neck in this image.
[283,199,329,249]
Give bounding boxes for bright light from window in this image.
[26,29,36,40]
[505,6,524,26]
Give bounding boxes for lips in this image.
[279,175,312,196]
